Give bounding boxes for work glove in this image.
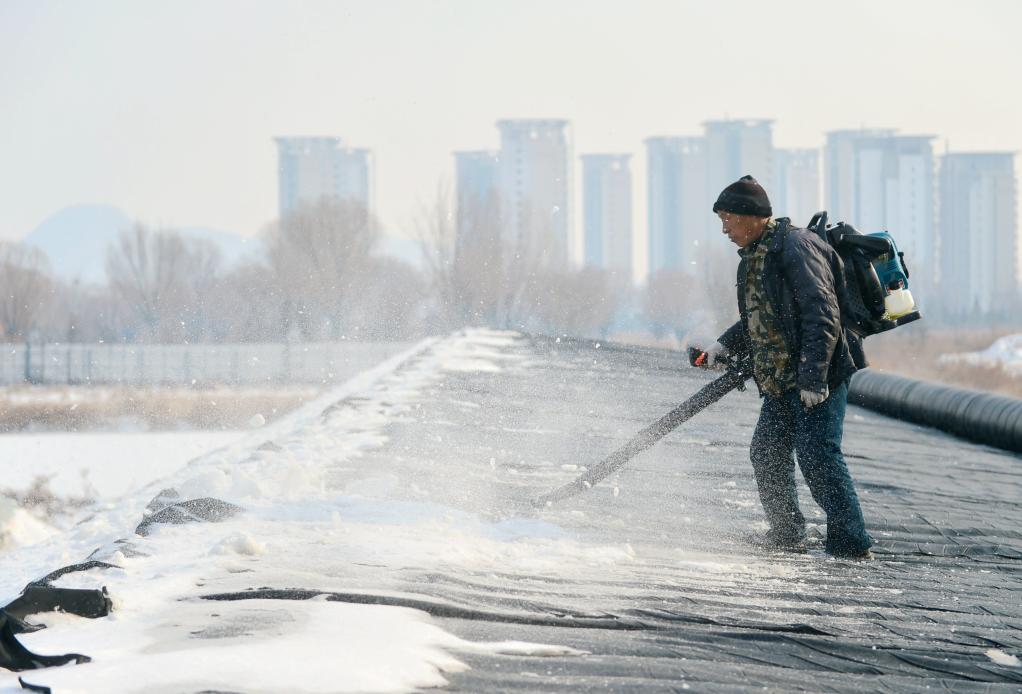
[698,341,729,370]
[800,386,829,409]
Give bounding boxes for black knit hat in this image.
[712,175,772,217]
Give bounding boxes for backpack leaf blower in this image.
[807,211,921,337]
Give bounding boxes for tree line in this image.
[0,194,738,344]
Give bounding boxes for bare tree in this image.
[177,236,223,342]
[493,202,552,331]
[642,244,739,344]
[39,280,128,343]
[530,267,624,338]
[105,224,222,342]
[0,242,54,341]
[417,186,563,331]
[417,185,510,330]
[643,269,701,341]
[265,198,378,340]
[204,260,285,342]
[347,256,427,340]
[415,185,460,330]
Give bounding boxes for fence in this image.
[0,342,412,387]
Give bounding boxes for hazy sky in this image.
[2,0,1020,248]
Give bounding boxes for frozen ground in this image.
[1,330,1021,692]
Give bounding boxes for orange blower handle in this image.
[688,347,709,368]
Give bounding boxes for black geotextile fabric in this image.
[2,491,243,683]
[7,335,1022,692]
[134,496,243,537]
[3,585,112,623]
[0,561,115,674]
[326,335,1022,692]
[3,560,115,623]
[16,676,51,693]
[0,612,91,673]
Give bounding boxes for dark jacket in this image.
[717,218,865,394]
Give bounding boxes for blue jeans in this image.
[749,381,872,556]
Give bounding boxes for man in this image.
[700,175,873,560]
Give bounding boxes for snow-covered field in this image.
[0,431,245,501]
[0,333,599,693]
[0,431,246,553]
[940,333,1022,375]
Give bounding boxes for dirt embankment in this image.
[0,386,322,433]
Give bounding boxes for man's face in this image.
[717,211,769,248]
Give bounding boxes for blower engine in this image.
[807,212,921,337]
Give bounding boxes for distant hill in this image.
[22,204,262,284]
[23,204,131,283]
[22,203,425,283]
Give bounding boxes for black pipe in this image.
[848,370,1022,453]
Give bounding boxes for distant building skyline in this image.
[773,148,821,226]
[274,137,372,219]
[645,136,710,276]
[825,129,936,297]
[938,152,1019,319]
[645,120,774,277]
[496,119,572,266]
[452,150,501,255]
[272,116,1020,318]
[580,154,632,279]
[6,1,1022,289]
[824,129,896,224]
[704,119,775,198]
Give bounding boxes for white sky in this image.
[2,0,1020,246]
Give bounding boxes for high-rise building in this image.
[453,150,501,253]
[938,152,1019,319]
[703,119,774,195]
[824,130,936,296]
[454,151,500,210]
[580,154,633,281]
[495,119,571,264]
[772,148,821,226]
[274,137,372,218]
[645,136,710,276]
[824,129,896,222]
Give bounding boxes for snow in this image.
[985,649,1021,667]
[210,531,267,556]
[0,497,57,551]
[11,599,586,693]
[0,332,590,693]
[939,334,1022,375]
[12,601,468,693]
[0,430,246,555]
[0,431,245,500]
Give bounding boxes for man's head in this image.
[712,175,772,248]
